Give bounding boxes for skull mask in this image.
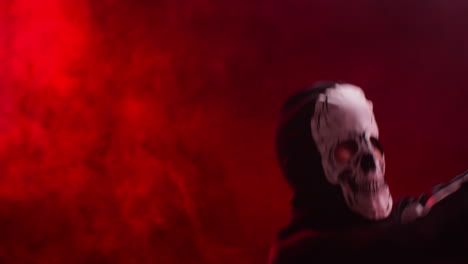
[310,83,393,220]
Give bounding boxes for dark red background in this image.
[0,0,467,263]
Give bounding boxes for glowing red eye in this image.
[370,137,384,158]
[334,140,358,164]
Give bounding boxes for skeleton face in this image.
[310,84,393,220]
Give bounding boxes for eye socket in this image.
[370,137,384,158]
[334,140,359,164]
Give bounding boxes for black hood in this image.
[275,81,377,238]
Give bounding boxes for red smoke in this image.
[0,0,467,263]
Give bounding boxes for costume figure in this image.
[269,82,468,263]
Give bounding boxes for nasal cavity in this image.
[360,154,376,173]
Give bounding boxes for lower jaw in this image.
[354,193,392,219]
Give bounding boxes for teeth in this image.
[348,180,385,193]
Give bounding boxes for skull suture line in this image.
[310,84,393,220]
